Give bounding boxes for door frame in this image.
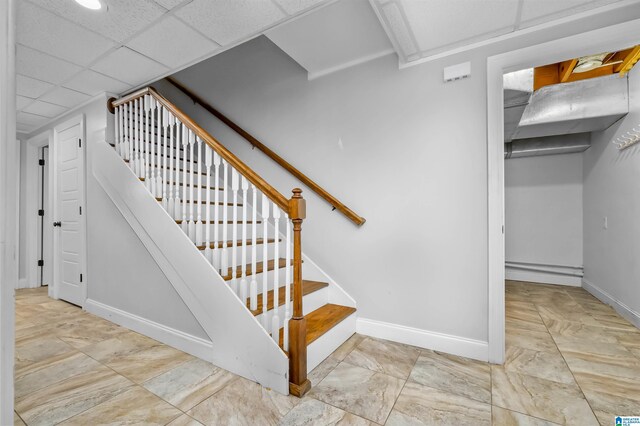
[486,17,640,363]
[23,130,53,289]
[51,114,87,304]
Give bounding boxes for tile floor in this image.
[13,282,640,425]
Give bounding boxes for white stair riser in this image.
[307,313,357,373]
[254,287,328,328]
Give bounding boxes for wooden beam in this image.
[533,64,560,91]
[559,59,577,82]
[616,45,640,76]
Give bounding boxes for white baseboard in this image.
[506,267,582,286]
[582,279,640,329]
[356,317,488,362]
[85,299,213,362]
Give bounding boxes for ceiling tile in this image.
[16,95,34,110]
[519,0,622,29]
[16,44,82,85]
[401,0,519,54]
[127,16,219,68]
[17,111,50,128]
[22,100,68,118]
[272,0,327,15]
[40,87,91,108]
[91,47,169,86]
[17,1,115,66]
[26,0,168,43]
[17,74,54,98]
[175,0,286,45]
[153,0,191,9]
[63,69,130,96]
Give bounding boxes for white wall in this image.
[21,96,208,341]
[583,65,640,327]
[153,2,640,350]
[505,153,583,285]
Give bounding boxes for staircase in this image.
[101,87,357,396]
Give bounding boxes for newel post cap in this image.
[289,188,306,220]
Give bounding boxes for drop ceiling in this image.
[15,0,332,134]
[369,0,632,67]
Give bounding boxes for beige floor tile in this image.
[331,333,366,361]
[15,351,102,399]
[573,371,640,403]
[309,362,404,424]
[167,414,205,426]
[143,357,238,411]
[386,381,491,426]
[59,385,182,425]
[14,334,75,374]
[188,376,298,426]
[308,354,341,386]
[576,377,640,425]
[48,315,127,349]
[14,412,26,426]
[544,319,618,344]
[491,366,598,425]
[15,364,134,426]
[343,336,420,379]
[503,346,574,384]
[537,304,602,327]
[80,331,162,363]
[506,317,549,333]
[555,338,640,381]
[491,406,560,425]
[104,343,194,384]
[408,350,491,404]
[280,398,374,425]
[506,327,558,353]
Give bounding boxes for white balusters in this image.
[143,95,149,185]
[261,194,270,329]
[195,137,204,245]
[127,103,132,163]
[172,117,180,220]
[161,106,168,209]
[221,161,230,276]
[149,98,156,194]
[181,124,189,233]
[204,147,213,264]
[231,169,240,295]
[250,184,258,311]
[134,99,141,176]
[212,152,221,270]
[240,177,249,305]
[188,130,196,242]
[114,105,120,155]
[284,216,291,351]
[271,206,281,342]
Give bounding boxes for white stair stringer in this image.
[93,140,289,394]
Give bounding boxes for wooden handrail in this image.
[109,88,289,212]
[165,77,366,227]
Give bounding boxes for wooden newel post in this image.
[288,188,311,397]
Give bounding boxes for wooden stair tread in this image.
[155,197,242,207]
[175,219,261,225]
[279,304,356,348]
[196,238,278,250]
[222,258,293,281]
[247,280,328,316]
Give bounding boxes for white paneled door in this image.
[54,118,85,306]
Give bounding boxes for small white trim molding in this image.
[85,299,213,362]
[356,317,488,362]
[582,279,640,329]
[506,264,582,287]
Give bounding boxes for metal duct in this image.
[505,133,591,159]
[512,74,628,140]
[503,69,533,142]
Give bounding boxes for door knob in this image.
[53,221,61,227]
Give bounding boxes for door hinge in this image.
[37,259,44,267]
[38,209,44,216]
[79,206,82,215]
[80,273,83,283]
[39,159,45,166]
[78,138,82,148]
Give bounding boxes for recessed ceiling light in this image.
[74,0,102,10]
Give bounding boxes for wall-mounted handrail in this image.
[165,77,366,226]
